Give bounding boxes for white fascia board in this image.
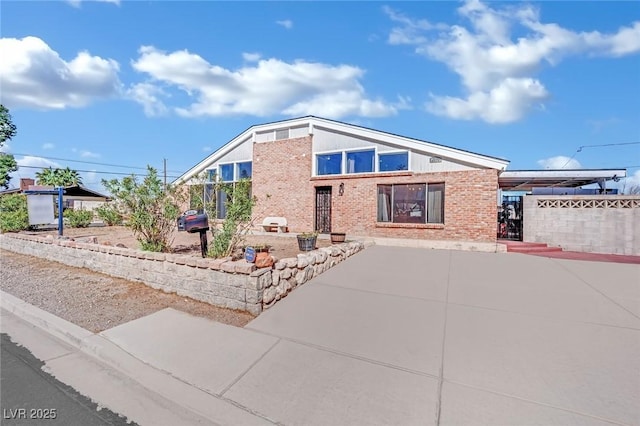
[500,169,626,179]
[173,133,253,184]
[310,118,509,170]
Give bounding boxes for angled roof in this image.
[0,185,111,200]
[498,169,626,191]
[174,116,510,184]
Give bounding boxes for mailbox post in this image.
[177,210,210,258]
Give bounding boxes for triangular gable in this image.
[174,116,509,184]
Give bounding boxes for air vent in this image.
[275,129,290,140]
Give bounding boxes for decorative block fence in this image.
[523,195,640,255]
[0,233,364,315]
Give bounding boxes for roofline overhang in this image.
[498,169,626,191]
[173,116,509,184]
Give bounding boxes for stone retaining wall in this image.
[0,233,365,315]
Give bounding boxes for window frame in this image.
[377,182,445,224]
[314,148,411,177]
[378,150,409,172]
[202,159,253,219]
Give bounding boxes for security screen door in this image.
[315,186,332,233]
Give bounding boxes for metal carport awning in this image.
[498,169,626,191]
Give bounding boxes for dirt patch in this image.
[0,249,254,333]
[30,225,334,259]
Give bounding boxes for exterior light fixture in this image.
[339,182,345,196]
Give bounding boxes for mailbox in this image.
[177,210,209,233]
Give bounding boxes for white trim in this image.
[314,148,410,177]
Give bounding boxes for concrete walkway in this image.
[2,246,639,425]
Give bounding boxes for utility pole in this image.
[163,158,167,190]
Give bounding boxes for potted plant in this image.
[297,231,318,251]
[330,232,346,244]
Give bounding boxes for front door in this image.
[315,186,332,233]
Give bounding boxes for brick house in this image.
[175,116,509,244]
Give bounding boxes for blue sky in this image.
[1,0,639,193]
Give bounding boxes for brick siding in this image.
[252,136,499,243]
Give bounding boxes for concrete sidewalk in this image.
[2,246,639,425]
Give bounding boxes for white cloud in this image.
[385,1,640,123]
[0,36,122,110]
[276,20,293,29]
[202,146,212,152]
[130,46,404,119]
[427,78,548,124]
[126,82,168,117]
[80,150,100,158]
[42,143,55,150]
[8,155,62,187]
[537,156,582,170]
[67,0,120,8]
[242,52,262,62]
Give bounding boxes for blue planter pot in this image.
[297,236,317,251]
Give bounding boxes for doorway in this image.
[315,186,332,233]
[498,195,523,241]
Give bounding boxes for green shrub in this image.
[0,194,29,232]
[208,179,255,258]
[102,166,184,252]
[95,203,123,226]
[64,208,93,228]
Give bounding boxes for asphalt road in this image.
[0,333,134,426]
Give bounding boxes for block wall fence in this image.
[523,195,640,255]
[0,233,364,315]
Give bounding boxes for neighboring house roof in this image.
[0,185,111,201]
[498,169,626,191]
[174,115,510,184]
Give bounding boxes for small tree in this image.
[208,178,256,258]
[0,105,18,189]
[36,166,83,187]
[94,203,123,226]
[0,194,29,232]
[102,166,184,252]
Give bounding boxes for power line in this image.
[6,152,184,173]
[561,141,640,169]
[15,164,181,179]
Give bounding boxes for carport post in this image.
[57,186,64,236]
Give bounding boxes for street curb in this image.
[0,290,274,425]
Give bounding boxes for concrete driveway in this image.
[87,246,639,425]
[242,246,640,426]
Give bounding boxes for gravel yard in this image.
[0,249,254,333]
[32,225,333,259]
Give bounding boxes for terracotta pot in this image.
[330,232,346,244]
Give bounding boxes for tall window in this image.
[203,161,252,219]
[220,164,234,182]
[427,183,444,224]
[377,183,444,224]
[236,161,252,179]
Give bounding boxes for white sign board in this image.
[27,194,55,225]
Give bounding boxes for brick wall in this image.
[252,135,499,243]
[311,168,499,243]
[252,136,315,231]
